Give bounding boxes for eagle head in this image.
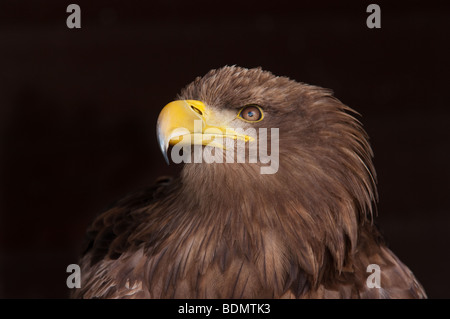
[156,66,377,282]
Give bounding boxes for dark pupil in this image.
[247,111,254,117]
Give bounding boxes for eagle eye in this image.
[237,105,263,122]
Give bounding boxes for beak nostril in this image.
[190,105,203,116]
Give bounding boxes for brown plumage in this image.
[72,66,426,298]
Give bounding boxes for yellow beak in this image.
[156,100,253,163]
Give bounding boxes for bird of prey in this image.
[72,66,426,299]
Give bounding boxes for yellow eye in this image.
[237,105,264,122]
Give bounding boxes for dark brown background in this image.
[0,0,449,298]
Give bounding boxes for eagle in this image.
[72,66,426,299]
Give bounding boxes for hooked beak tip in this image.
[162,149,170,165]
[157,127,170,165]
